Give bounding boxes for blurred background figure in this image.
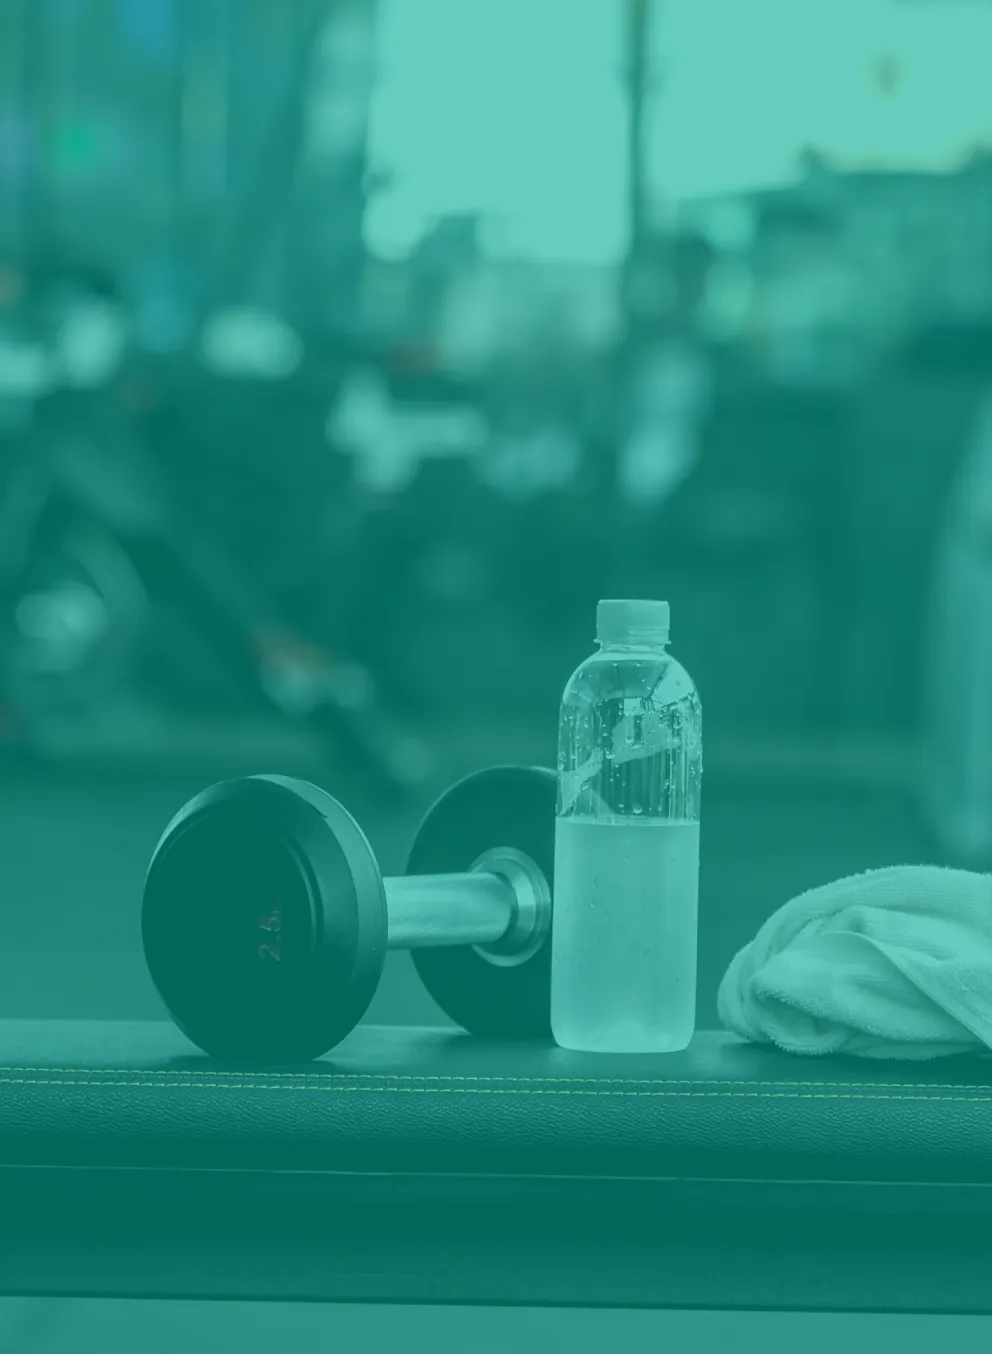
[618,230,715,511]
[923,393,992,866]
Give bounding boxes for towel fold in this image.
[717,865,992,1059]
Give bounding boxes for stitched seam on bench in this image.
[0,1066,989,1093]
[1,1075,991,1101]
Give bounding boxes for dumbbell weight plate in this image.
[142,775,387,1062]
[407,765,556,1040]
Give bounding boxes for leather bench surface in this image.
[0,1018,991,1181]
[2,1019,992,1311]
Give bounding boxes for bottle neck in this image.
[596,640,669,655]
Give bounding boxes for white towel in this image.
[717,865,992,1059]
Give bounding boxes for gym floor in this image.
[0,748,977,1353]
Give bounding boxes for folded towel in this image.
[717,865,992,1059]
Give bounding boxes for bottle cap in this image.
[596,598,670,648]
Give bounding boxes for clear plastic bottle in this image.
[552,599,702,1053]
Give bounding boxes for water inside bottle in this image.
[551,815,700,1053]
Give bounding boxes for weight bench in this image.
[1,1018,991,1313]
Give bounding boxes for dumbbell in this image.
[141,765,556,1061]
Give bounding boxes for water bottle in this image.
[552,599,702,1053]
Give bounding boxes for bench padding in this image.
[1,1020,991,1310]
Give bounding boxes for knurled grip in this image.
[384,872,516,950]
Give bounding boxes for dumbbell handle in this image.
[383,848,550,963]
[385,873,516,949]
